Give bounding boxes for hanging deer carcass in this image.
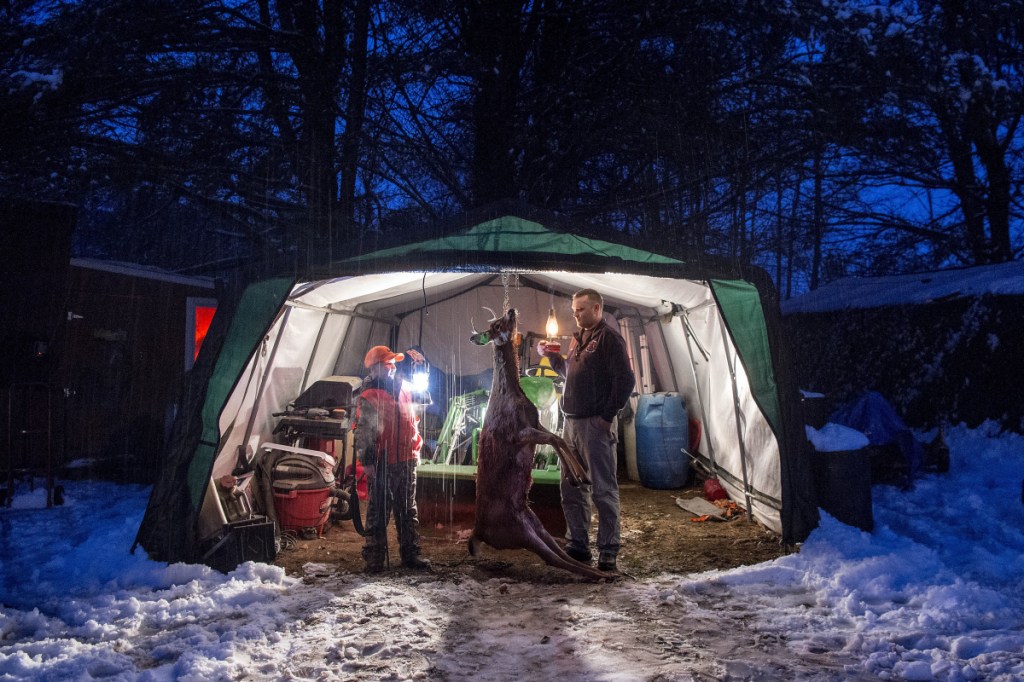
[468,307,612,580]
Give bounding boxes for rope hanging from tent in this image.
[500,271,520,313]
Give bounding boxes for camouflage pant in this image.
[362,459,421,566]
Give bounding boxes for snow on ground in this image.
[2,423,1023,681]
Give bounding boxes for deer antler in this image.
[482,306,497,321]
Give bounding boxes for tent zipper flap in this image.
[186,278,294,510]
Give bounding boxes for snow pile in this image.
[2,424,1023,680]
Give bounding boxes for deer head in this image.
[470,307,517,347]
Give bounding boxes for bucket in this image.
[273,488,332,535]
[635,392,690,489]
[810,448,874,531]
[201,516,277,573]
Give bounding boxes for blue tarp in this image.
[829,391,923,482]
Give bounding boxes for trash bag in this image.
[829,391,923,485]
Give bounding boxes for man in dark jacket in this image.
[355,345,430,572]
[539,288,634,571]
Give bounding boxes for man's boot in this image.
[362,539,385,573]
[402,555,431,570]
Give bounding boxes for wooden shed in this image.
[61,259,217,479]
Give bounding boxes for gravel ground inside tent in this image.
[272,479,789,582]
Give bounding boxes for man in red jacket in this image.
[355,345,430,572]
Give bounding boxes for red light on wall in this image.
[194,306,216,360]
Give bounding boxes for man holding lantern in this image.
[538,288,634,572]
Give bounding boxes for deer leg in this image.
[531,514,585,559]
[552,439,589,486]
[516,426,590,486]
[520,511,612,581]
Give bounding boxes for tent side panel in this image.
[711,279,818,544]
[133,278,292,563]
[209,304,353,488]
[752,283,820,545]
[186,278,294,506]
[709,280,782,434]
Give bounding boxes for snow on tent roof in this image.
[781,260,1024,314]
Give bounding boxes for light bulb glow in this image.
[545,307,558,339]
[412,371,429,393]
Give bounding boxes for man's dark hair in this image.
[573,288,603,306]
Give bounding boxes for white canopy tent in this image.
[136,215,817,568]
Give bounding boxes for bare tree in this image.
[813,0,1024,265]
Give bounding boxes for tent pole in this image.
[720,322,755,521]
[617,318,641,439]
[651,312,680,393]
[286,299,398,325]
[618,318,641,394]
[298,312,331,396]
[681,314,718,471]
[638,333,653,394]
[237,306,293,471]
[681,309,712,361]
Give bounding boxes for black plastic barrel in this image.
[800,393,831,429]
[635,392,690,489]
[810,447,874,532]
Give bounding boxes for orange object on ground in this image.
[688,500,743,522]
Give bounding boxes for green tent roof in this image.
[344,216,683,267]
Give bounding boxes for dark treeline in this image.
[2,0,1022,292]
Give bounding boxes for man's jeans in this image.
[560,415,620,558]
